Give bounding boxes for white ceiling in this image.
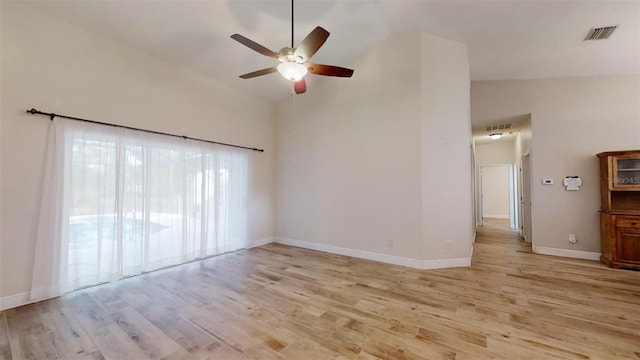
[24,0,640,104]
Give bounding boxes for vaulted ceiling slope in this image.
[24,0,640,103]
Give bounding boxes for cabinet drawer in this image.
[616,217,640,228]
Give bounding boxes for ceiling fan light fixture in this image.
[489,133,503,140]
[277,62,308,81]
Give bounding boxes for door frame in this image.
[521,152,533,243]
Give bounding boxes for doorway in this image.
[479,164,517,230]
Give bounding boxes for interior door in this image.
[521,153,532,243]
[480,165,510,221]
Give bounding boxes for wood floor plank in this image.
[5,305,57,360]
[0,312,12,360]
[109,307,182,359]
[65,292,113,331]
[2,220,639,359]
[87,323,149,360]
[136,302,214,351]
[38,305,101,359]
[177,304,258,353]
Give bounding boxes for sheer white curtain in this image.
[31,118,248,301]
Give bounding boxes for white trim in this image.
[0,291,61,312]
[532,245,601,261]
[483,214,509,219]
[0,292,34,311]
[422,257,471,269]
[249,237,274,248]
[275,237,472,270]
[276,237,423,268]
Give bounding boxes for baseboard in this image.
[0,291,33,312]
[532,245,601,261]
[275,237,472,270]
[483,214,509,219]
[249,237,274,248]
[423,243,474,269]
[422,256,472,269]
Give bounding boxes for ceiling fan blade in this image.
[294,26,329,61]
[239,67,278,79]
[231,34,279,58]
[306,63,354,77]
[294,78,307,94]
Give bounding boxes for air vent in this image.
[584,26,617,41]
[485,123,512,132]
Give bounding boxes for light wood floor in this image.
[2,227,639,359]
[479,217,532,253]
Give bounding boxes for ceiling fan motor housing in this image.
[278,47,304,63]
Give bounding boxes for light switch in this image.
[542,179,554,185]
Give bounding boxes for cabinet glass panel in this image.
[616,158,640,186]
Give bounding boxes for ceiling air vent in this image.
[584,26,617,41]
[485,123,512,132]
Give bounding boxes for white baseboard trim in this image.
[249,237,274,248]
[532,245,601,261]
[276,237,423,269]
[0,291,33,312]
[483,214,509,219]
[275,237,472,270]
[422,256,472,269]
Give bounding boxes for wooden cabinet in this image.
[597,150,640,269]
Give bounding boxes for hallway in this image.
[476,217,531,253]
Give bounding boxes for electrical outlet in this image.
[388,239,394,247]
[569,234,577,244]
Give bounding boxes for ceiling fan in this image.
[230,0,354,94]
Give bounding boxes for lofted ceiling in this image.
[23,0,640,104]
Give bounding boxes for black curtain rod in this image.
[26,108,264,153]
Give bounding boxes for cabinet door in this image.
[612,155,640,189]
[616,227,640,263]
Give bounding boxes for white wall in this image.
[420,34,473,262]
[472,76,640,257]
[0,4,275,303]
[514,120,532,166]
[480,166,510,218]
[275,33,423,262]
[476,141,515,164]
[275,33,473,268]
